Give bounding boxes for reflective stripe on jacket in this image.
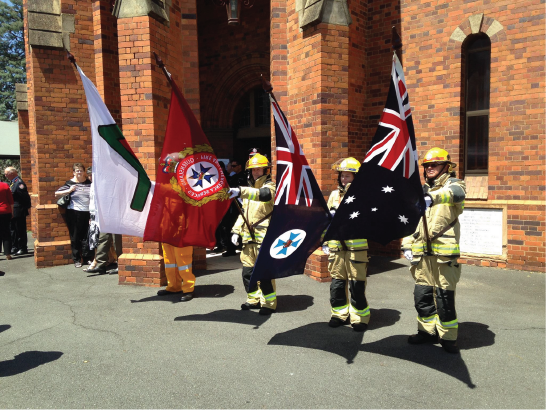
[324,184,368,251]
[402,173,466,257]
[231,174,276,244]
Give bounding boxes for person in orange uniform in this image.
[157,244,195,302]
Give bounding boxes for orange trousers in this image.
[162,244,195,293]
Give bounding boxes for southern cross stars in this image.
[399,215,409,224]
[349,211,360,219]
[189,164,216,188]
[371,208,378,212]
[382,186,394,193]
[344,195,355,204]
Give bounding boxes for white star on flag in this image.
[382,186,394,193]
[371,208,378,212]
[349,211,360,219]
[345,195,355,204]
[399,215,409,224]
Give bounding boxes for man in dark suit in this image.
[4,167,31,255]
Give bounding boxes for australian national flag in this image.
[249,96,331,288]
[324,53,425,246]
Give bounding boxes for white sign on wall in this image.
[459,208,503,255]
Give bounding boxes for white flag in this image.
[77,66,154,237]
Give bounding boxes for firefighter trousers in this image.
[162,244,195,293]
[328,250,370,325]
[410,255,461,341]
[240,243,276,310]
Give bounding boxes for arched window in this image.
[463,33,491,174]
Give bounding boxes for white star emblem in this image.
[371,208,378,212]
[382,186,394,193]
[344,195,355,204]
[349,211,360,219]
[399,215,409,224]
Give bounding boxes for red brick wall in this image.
[397,0,545,271]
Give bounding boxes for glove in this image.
[231,234,240,246]
[404,250,413,261]
[228,188,240,199]
[424,195,433,209]
[322,244,330,255]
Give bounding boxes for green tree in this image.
[0,0,25,121]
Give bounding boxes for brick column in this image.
[24,0,95,267]
[272,1,350,282]
[16,84,33,236]
[116,0,205,286]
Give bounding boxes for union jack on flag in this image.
[324,53,425,246]
[271,96,313,206]
[248,94,330,288]
[364,55,418,179]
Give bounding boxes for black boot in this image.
[408,331,438,344]
[241,302,260,310]
[352,322,368,332]
[258,307,275,316]
[328,317,347,328]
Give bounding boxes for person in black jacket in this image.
[4,167,31,255]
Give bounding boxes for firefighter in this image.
[322,157,369,332]
[228,154,277,315]
[157,244,195,302]
[402,147,466,354]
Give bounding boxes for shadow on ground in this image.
[268,308,400,364]
[174,295,314,329]
[130,284,235,304]
[0,351,63,377]
[359,322,495,389]
[367,256,407,276]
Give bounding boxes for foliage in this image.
[0,0,26,121]
[0,158,21,183]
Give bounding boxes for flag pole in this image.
[67,51,77,68]
[392,26,432,254]
[153,52,173,85]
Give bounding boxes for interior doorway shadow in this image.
[268,322,365,364]
[174,309,271,329]
[130,284,234,304]
[359,322,495,389]
[0,351,63,377]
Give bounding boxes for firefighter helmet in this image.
[331,157,361,173]
[246,153,270,169]
[422,147,457,169]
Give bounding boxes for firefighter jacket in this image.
[402,172,466,257]
[325,184,368,251]
[231,174,276,244]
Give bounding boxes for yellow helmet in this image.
[422,147,457,169]
[246,153,270,169]
[332,157,361,173]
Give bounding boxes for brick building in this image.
[19,0,544,284]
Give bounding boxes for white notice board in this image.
[459,208,503,255]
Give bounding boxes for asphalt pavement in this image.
[0,236,544,409]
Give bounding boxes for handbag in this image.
[57,194,71,208]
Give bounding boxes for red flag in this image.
[143,79,231,248]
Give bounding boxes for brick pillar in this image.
[116,0,205,286]
[24,0,96,267]
[273,1,350,282]
[16,85,33,236]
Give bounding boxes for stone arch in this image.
[202,52,269,129]
[447,13,506,50]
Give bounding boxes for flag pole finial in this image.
[261,74,279,104]
[66,51,77,68]
[153,52,173,85]
[392,26,403,63]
